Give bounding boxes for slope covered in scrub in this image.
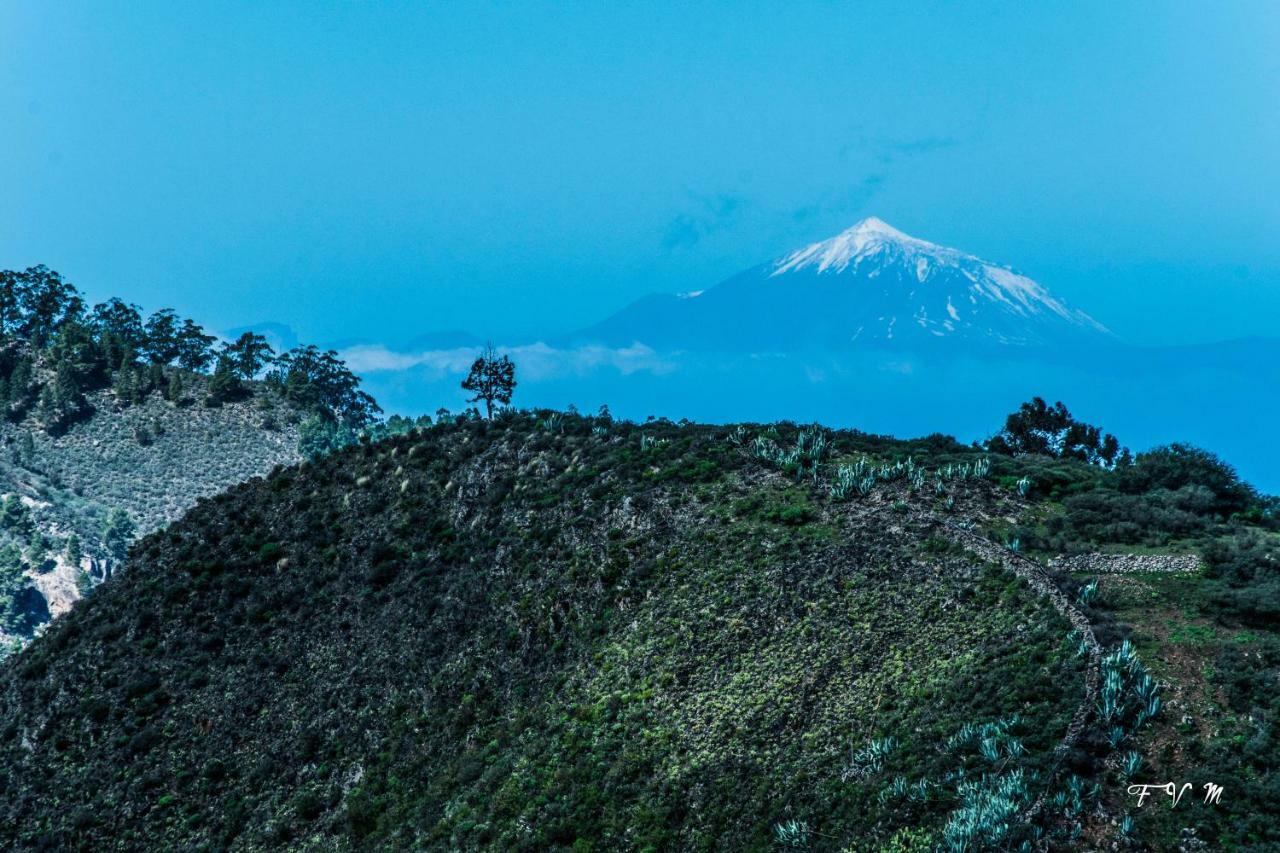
[0,265,380,645]
[0,412,1094,850]
[0,380,302,637]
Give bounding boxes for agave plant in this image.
[878,775,910,805]
[772,819,811,848]
[1076,578,1099,607]
[1002,737,1026,759]
[908,777,935,803]
[639,434,669,451]
[796,424,828,463]
[1121,750,1143,778]
[829,470,854,501]
[945,722,979,752]
[940,769,1029,852]
[751,435,779,462]
[857,474,878,497]
[848,736,897,776]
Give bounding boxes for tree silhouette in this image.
[461,343,516,419]
[987,397,1127,467]
[220,331,275,379]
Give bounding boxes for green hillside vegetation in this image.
[0,407,1273,849]
[1003,452,1280,850]
[0,266,380,645]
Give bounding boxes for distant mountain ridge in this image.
[576,217,1113,352]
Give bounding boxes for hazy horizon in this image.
[5,2,1280,349]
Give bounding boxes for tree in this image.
[92,299,146,367]
[47,321,106,388]
[0,270,21,337]
[37,359,89,431]
[220,332,274,379]
[26,532,50,572]
[142,309,181,364]
[205,355,244,406]
[460,344,516,419]
[18,430,34,461]
[5,355,34,413]
[101,507,136,562]
[166,371,185,404]
[0,543,27,631]
[175,319,216,372]
[297,413,355,460]
[987,397,1127,468]
[267,345,380,428]
[65,533,82,568]
[13,266,83,345]
[0,494,33,536]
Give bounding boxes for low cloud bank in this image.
[339,342,677,382]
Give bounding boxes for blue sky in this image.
[3,2,1279,348]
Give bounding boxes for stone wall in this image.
[1049,552,1203,574]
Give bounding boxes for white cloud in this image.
[339,341,677,381]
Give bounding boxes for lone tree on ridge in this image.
[461,343,516,419]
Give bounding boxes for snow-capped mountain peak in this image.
[767,217,1109,340]
[773,216,957,272]
[578,216,1114,351]
[772,217,947,276]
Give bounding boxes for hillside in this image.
[0,378,302,640]
[0,265,381,648]
[2,411,1273,849]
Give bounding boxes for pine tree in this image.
[166,371,184,404]
[205,356,243,407]
[113,365,135,406]
[101,507,135,562]
[0,495,33,536]
[26,532,49,572]
[147,361,165,396]
[65,533,82,568]
[0,543,26,631]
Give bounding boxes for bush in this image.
[1118,443,1257,518]
[1203,532,1280,624]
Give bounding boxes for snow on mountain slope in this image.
[579,217,1113,351]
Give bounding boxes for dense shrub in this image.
[1118,443,1257,518]
[1202,532,1280,624]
